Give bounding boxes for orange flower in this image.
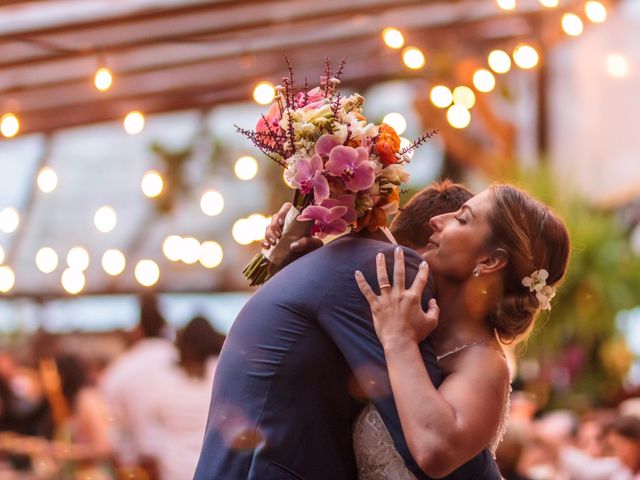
[355,206,388,232]
[376,123,401,167]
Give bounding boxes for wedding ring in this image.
[379,283,392,290]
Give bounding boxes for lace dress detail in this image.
[353,403,417,480]
[353,343,512,478]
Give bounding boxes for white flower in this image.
[380,164,411,184]
[522,269,555,311]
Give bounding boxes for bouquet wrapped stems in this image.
[243,201,313,286]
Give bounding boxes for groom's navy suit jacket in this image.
[194,234,501,479]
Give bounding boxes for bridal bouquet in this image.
[238,59,433,286]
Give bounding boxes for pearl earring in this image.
[473,267,480,277]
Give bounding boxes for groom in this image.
[194,181,501,479]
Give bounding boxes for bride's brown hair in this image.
[485,185,570,343]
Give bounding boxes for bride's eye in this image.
[455,216,467,225]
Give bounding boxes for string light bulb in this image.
[37,167,58,193]
[539,0,559,6]
[473,69,496,93]
[102,249,126,276]
[513,44,540,69]
[199,241,224,269]
[123,111,145,134]
[36,247,58,274]
[562,13,584,36]
[180,237,201,265]
[452,86,476,109]
[162,235,183,262]
[234,156,258,180]
[94,67,113,91]
[382,28,405,49]
[430,85,453,109]
[585,1,607,23]
[402,47,426,70]
[253,82,276,105]
[134,259,160,287]
[67,247,89,272]
[200,190,224,216]
[0,245,4,264]
[94,206,117,233]
[0,207,20,233]
[1,113,19,138]
[141,170,164,198]
[0,266,15,293]
[447,105,471,129]
[488,50,512,74]
[496,0,516,10]
[61,268,85,294]
[382,113,407,135]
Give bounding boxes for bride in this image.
[267,183,570,478]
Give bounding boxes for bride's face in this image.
[423,189,495,282]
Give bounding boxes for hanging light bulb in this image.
[585,1,607,23]
[94,67,113,91]
[67,247,89,272]
[37,167,58,193]
[496,0,516,10]
[0,208,19,234]
[488,50,512,74]
[0,266,15,293]
[199,241,223,269]
[135,259,160,287]
[447,105,471,129]
[473,69,496,93]
[382,28,405,49]
[382,113,407,135]
[141,170,164,198]
[200,190,224,216]
[61,268,85,294]
[36,247,58,274]
[162,235,183,262]
[180,237,201,265]
[253,82,276,105]
[513,44,540,69]
[94,206,117,233]
[402,47,426,70]
[123,111,145,134]
[430,86,453,109]
[452,86,476,109]
[0,113,19,138]
[102,249,126,276]
[562,13,584,36]
[234,156,258,180]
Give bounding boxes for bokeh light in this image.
[496,0,516,10]
[61,269,85,295]
[1,113,19,138]
[94,67,113,91]
[123,111,145,135]
[180,237,201,265]
[473,69,496,93]
[585,1,607,23]
[606,54,629,78]
[36,247,58,274]
[94,206,117,233]
[452,86,476,109]
[513,44,539,69]
[200,190,224,216]
[37,167,58,193]
[402,47,426,70]
[102,249,126,276]
[0,245,4,264]
[141,170,164,198]
[67,247,89,272]
[488,50,512,74]
[234,156,258,180]
[162,235,183,262]
[382,113,407,135]
[232,218,254,245]
[430,85,453,108]
[539,0,559,6]
[199,241,224,268]
[447,105,471,129]
[253,82,276,105]
[0,266,15,293]
[135,259,160,287]
[382,27,405,49]
[0,208,20,234]
[562,13,584,37]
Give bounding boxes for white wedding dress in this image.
[352,343,511,479]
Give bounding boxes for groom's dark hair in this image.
[390,179,472,249]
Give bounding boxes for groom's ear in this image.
[479,248,508,275]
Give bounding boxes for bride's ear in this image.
[477,248,508,275]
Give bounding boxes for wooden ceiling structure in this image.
[0,0,583,135]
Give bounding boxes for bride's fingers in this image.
[393,247,405,291]
[376,252,391,292]
[409,261,430,297]
[355,270,377,304]
[424,298,440,325]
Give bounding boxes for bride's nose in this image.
[429,214,445,232]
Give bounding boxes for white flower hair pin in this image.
[522,269,556,311]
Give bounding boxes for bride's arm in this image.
[355,248,510,478]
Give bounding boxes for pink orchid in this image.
[325,145,376,192]
[292,154,329,204]
[298,205,349,238]
[256,103,281,137]
[315,134,343,156]
[297,87,325,110]
[321,194,356,225]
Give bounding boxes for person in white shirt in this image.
[100,294,175,473]
[144,316,225,480]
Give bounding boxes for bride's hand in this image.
[355,247,439,347]
[262,202,323,253]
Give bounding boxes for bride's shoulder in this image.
[442,343,510,384]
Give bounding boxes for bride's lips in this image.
[426,237,439,248]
